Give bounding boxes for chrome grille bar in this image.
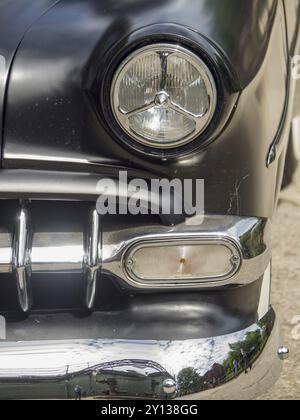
[83,209,101,310]
[0,231,85,275]
[0,211,271,312]
[0,207,101,312]
[12,208,32,312]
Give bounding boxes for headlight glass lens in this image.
[111,44,217,149]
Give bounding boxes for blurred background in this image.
[260,81,300,400]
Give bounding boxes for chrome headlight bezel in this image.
[110,43,217,150]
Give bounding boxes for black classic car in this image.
[0,0,299,400]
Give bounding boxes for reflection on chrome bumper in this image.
[0,308,281,400]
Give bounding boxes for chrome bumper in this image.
[0,308,281,400]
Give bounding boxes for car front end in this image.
[0,0,299,400]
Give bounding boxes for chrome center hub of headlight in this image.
[111,44,217,149]
[154,91,170,106]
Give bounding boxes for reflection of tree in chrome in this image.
[222,330,262,377]
[177,313,273,396]
[239,219,267,258]
[177,367,202,396]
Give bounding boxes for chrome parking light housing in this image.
[102,215,271,290]
[0,212,271,309]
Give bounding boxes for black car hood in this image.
[0,0,288,222]
[2,0,278,162]
[0,0,60,155]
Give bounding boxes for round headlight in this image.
[111,43,217,149]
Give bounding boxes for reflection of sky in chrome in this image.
[31,245,83,264]
[0,247,11,265]
[161,325,260,377]
[0,324,261,378]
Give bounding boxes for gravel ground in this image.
[260,84,300,400]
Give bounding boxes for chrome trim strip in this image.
[4,153,91,165]
[0,308,281,400]
[266,40,298,166]
[83,210,101,309]
[0,169,185,226]
[12,209,32,313]
[0,169,101,198]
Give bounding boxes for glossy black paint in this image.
[0,0,59,158]
[0,0,299,219]
[1,273,263,341]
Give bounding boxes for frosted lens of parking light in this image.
[127,243,237,282]
[111,44,217,148]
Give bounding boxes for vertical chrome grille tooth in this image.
[84,209,101,310]
[12,208,32,313]
[0,205,103,312]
